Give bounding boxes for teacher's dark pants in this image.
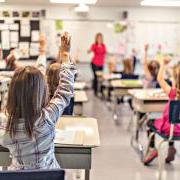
[91,63,103,95]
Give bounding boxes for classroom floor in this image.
[83,90,180,180]
[6,61,180,180]
[74,63,180,180]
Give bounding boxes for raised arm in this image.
[157,58,171,94]
[143,44,152,80]
[43,32,76,125]
[36,33,47,73]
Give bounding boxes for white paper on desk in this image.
[21,23,30,37]
[9,24,19,31]
[19,42,29,58]
[1,30,10,50]
[10,31,19,42]
[55,130,76,145]
[31,30,40,42]
[30,42,39,56]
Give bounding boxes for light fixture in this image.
[0,0,5,2]
[50,0,97,5]
[141,0,180,7]
[74,4,89,13]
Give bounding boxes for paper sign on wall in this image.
[10,31,19,42]
[19,42,29,58]
[1,30,10,50]
[30,42,39,56]
[21,21,30,37]
[31,31,39,42]
[9,24,19,31]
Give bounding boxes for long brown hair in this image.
[6,66,49,138]
[173,64,180,100]
[95,33,103,45]
[148,60,160,80]
[6,54,17,70]
[46,63,61,98]
[123,58,133,75]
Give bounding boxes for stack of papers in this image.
[55,129,84,146]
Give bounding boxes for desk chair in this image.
[0,169,65,180]
[148,100,180,180]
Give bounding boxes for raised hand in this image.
[144,44,149,52]
[39,33,46,55]
[58,32,71,64]
[60,32,71,52]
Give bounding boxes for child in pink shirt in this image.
[143,60,180,165]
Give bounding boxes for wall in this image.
[0,4,180,62]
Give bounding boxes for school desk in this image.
[110,80,143,124]
[95,72,120,97]
[74,90,88,115]
[128,89,168,160]
[0,116,100,180]
[74,82,86,90]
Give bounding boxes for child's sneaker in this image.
[165,146,176,164]
[143,148,158,165]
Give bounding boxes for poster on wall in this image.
[56,20,63,31]
[10,31,19,42]
[10,42,18,48]
[0,24,9,30]
[1,30,10,50]
[31,30,40,42]
[9,24,19,31]
[20,20,30,37]
[30,42,39,56]
[19,42,29,58]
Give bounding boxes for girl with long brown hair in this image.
[0,32,76,170]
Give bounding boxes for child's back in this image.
[0,33,76,170]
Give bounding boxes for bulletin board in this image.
[0,19,40,59]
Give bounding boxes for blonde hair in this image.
[173,64,180,100]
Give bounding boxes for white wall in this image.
[1,4,180,22]
[0,4,180,62]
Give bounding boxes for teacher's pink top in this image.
[154,88,180,136]
[91,43,106,67]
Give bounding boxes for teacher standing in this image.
[88,33,107,96]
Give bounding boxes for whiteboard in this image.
[41,20,180,62]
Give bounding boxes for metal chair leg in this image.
[145,132,155,155]
[157,139,166,180]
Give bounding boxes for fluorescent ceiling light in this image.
[141,0,180,7]
[74,4,89,12]
[0,0,5,2]
[50,0,97,4]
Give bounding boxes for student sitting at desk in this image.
[143,60,180,165]
[143,44,160,88]
[113,58,139,80]
[0,32,76,170]
[0,49,20,72]
[46,63,75,115]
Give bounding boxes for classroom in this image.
[0,0,180,180]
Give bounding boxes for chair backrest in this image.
[169,100,180,124]
[0,169,65,180]
[121,74,139,80]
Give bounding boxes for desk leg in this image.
[113,96,118,125]
[85,169,90,180]
[130,111,144,161]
